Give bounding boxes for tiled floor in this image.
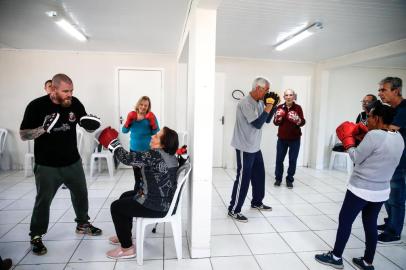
[0,167,405,269]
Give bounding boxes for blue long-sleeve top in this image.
[122,116,160,151]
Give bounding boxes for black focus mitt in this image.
[264,92,280,106]
[79,114,101,133]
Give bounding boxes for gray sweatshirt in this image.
[348,129,404,192]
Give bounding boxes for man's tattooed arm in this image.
[20,127,45,141]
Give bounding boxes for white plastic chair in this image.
[89,137,114,179]
[135,162,192,265]
[76,128,84,156]
[328,134,353,174]
[0,128,7,155]
[24,140,34,177]
[0,128,7,170]
[177,131,188,146]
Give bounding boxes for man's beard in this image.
[54,94,72,107]
[61,99,72,107]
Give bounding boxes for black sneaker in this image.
[376,224,386,232]
[1,258,12,270]
[228,211,248,223]
[377,232,401,244]
[274,181,281,187]
[251,204,272,211]
[286,182,293,189]
[315,251,344,269]
[76,223,102,236]
[352,257,375,270]
[30,235,47,255]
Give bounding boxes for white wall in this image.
[320,66,406,168]
[0,49,178,170]
[215,57,316,173]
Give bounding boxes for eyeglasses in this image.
[360,100,371,104]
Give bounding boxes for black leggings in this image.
[332,190,383,264]
[110,191,166,248]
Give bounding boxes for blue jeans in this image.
[384,169,406,236]
[275,138,300,182]
[333,190,383,264]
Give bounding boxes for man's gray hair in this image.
[380,77,402,96]
[252,77,270,90]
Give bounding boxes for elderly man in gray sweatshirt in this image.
[315,101,404,270]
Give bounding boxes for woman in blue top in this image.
[122,96,160,190]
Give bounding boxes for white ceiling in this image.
[1,0,406,66]
[0,0,189,54]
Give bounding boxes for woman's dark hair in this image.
[161,127,179,155]
[369,100,396,125]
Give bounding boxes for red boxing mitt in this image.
[98,127,119,149]
[124,111,138,128]
[336,121,357,150]
[353,123,368,143]
[145,112,158,130]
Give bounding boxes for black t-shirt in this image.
[20,95,87,166]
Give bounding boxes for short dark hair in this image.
[161,127,179,155]
[380,77,402,96]
[365,94,377,102]
[369,100,396,125]
[44,80,52,86]
[52,74,73,87]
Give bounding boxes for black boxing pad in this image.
[79,114,101,133]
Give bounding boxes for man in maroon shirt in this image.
[273,89,306,188]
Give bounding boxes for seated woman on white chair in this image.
[98,126,179,259]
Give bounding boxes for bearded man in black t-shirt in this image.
[20,73,102,255]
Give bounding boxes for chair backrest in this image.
[177,131,188,146]
[0,128,7,154]
[27,140,34,154]
[330,133,346,153]
[76,128,84,154]
[166,162,192,217]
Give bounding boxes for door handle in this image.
[221,116,224,125]
[120,116,123,124]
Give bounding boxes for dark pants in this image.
[30,159,89,236]
[228,150,265,214]
[110,191,166,248]
[130,150,143,191]
[383,169,406,237]
[275,138,300,182]
[332,190,383,264]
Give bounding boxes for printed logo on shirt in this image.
[53,123,71,132]
[68,112,76,122]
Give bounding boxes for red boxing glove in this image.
[287,111,302,125]
[176,145,187,155]
[336,121,357,150]
[353,123,368,143]
[124,111,138,128]
[145,112,158,130]
[98,127,119,149]
[274,108,286,124]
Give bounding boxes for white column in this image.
[311,68,330,169]
[186,7,217,258]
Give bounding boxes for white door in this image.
[281,76,311,167]
[212,73,225,167]
[118,68,163,155]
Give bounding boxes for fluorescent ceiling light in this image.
[274,22,322,51]
[55,19,87,42]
